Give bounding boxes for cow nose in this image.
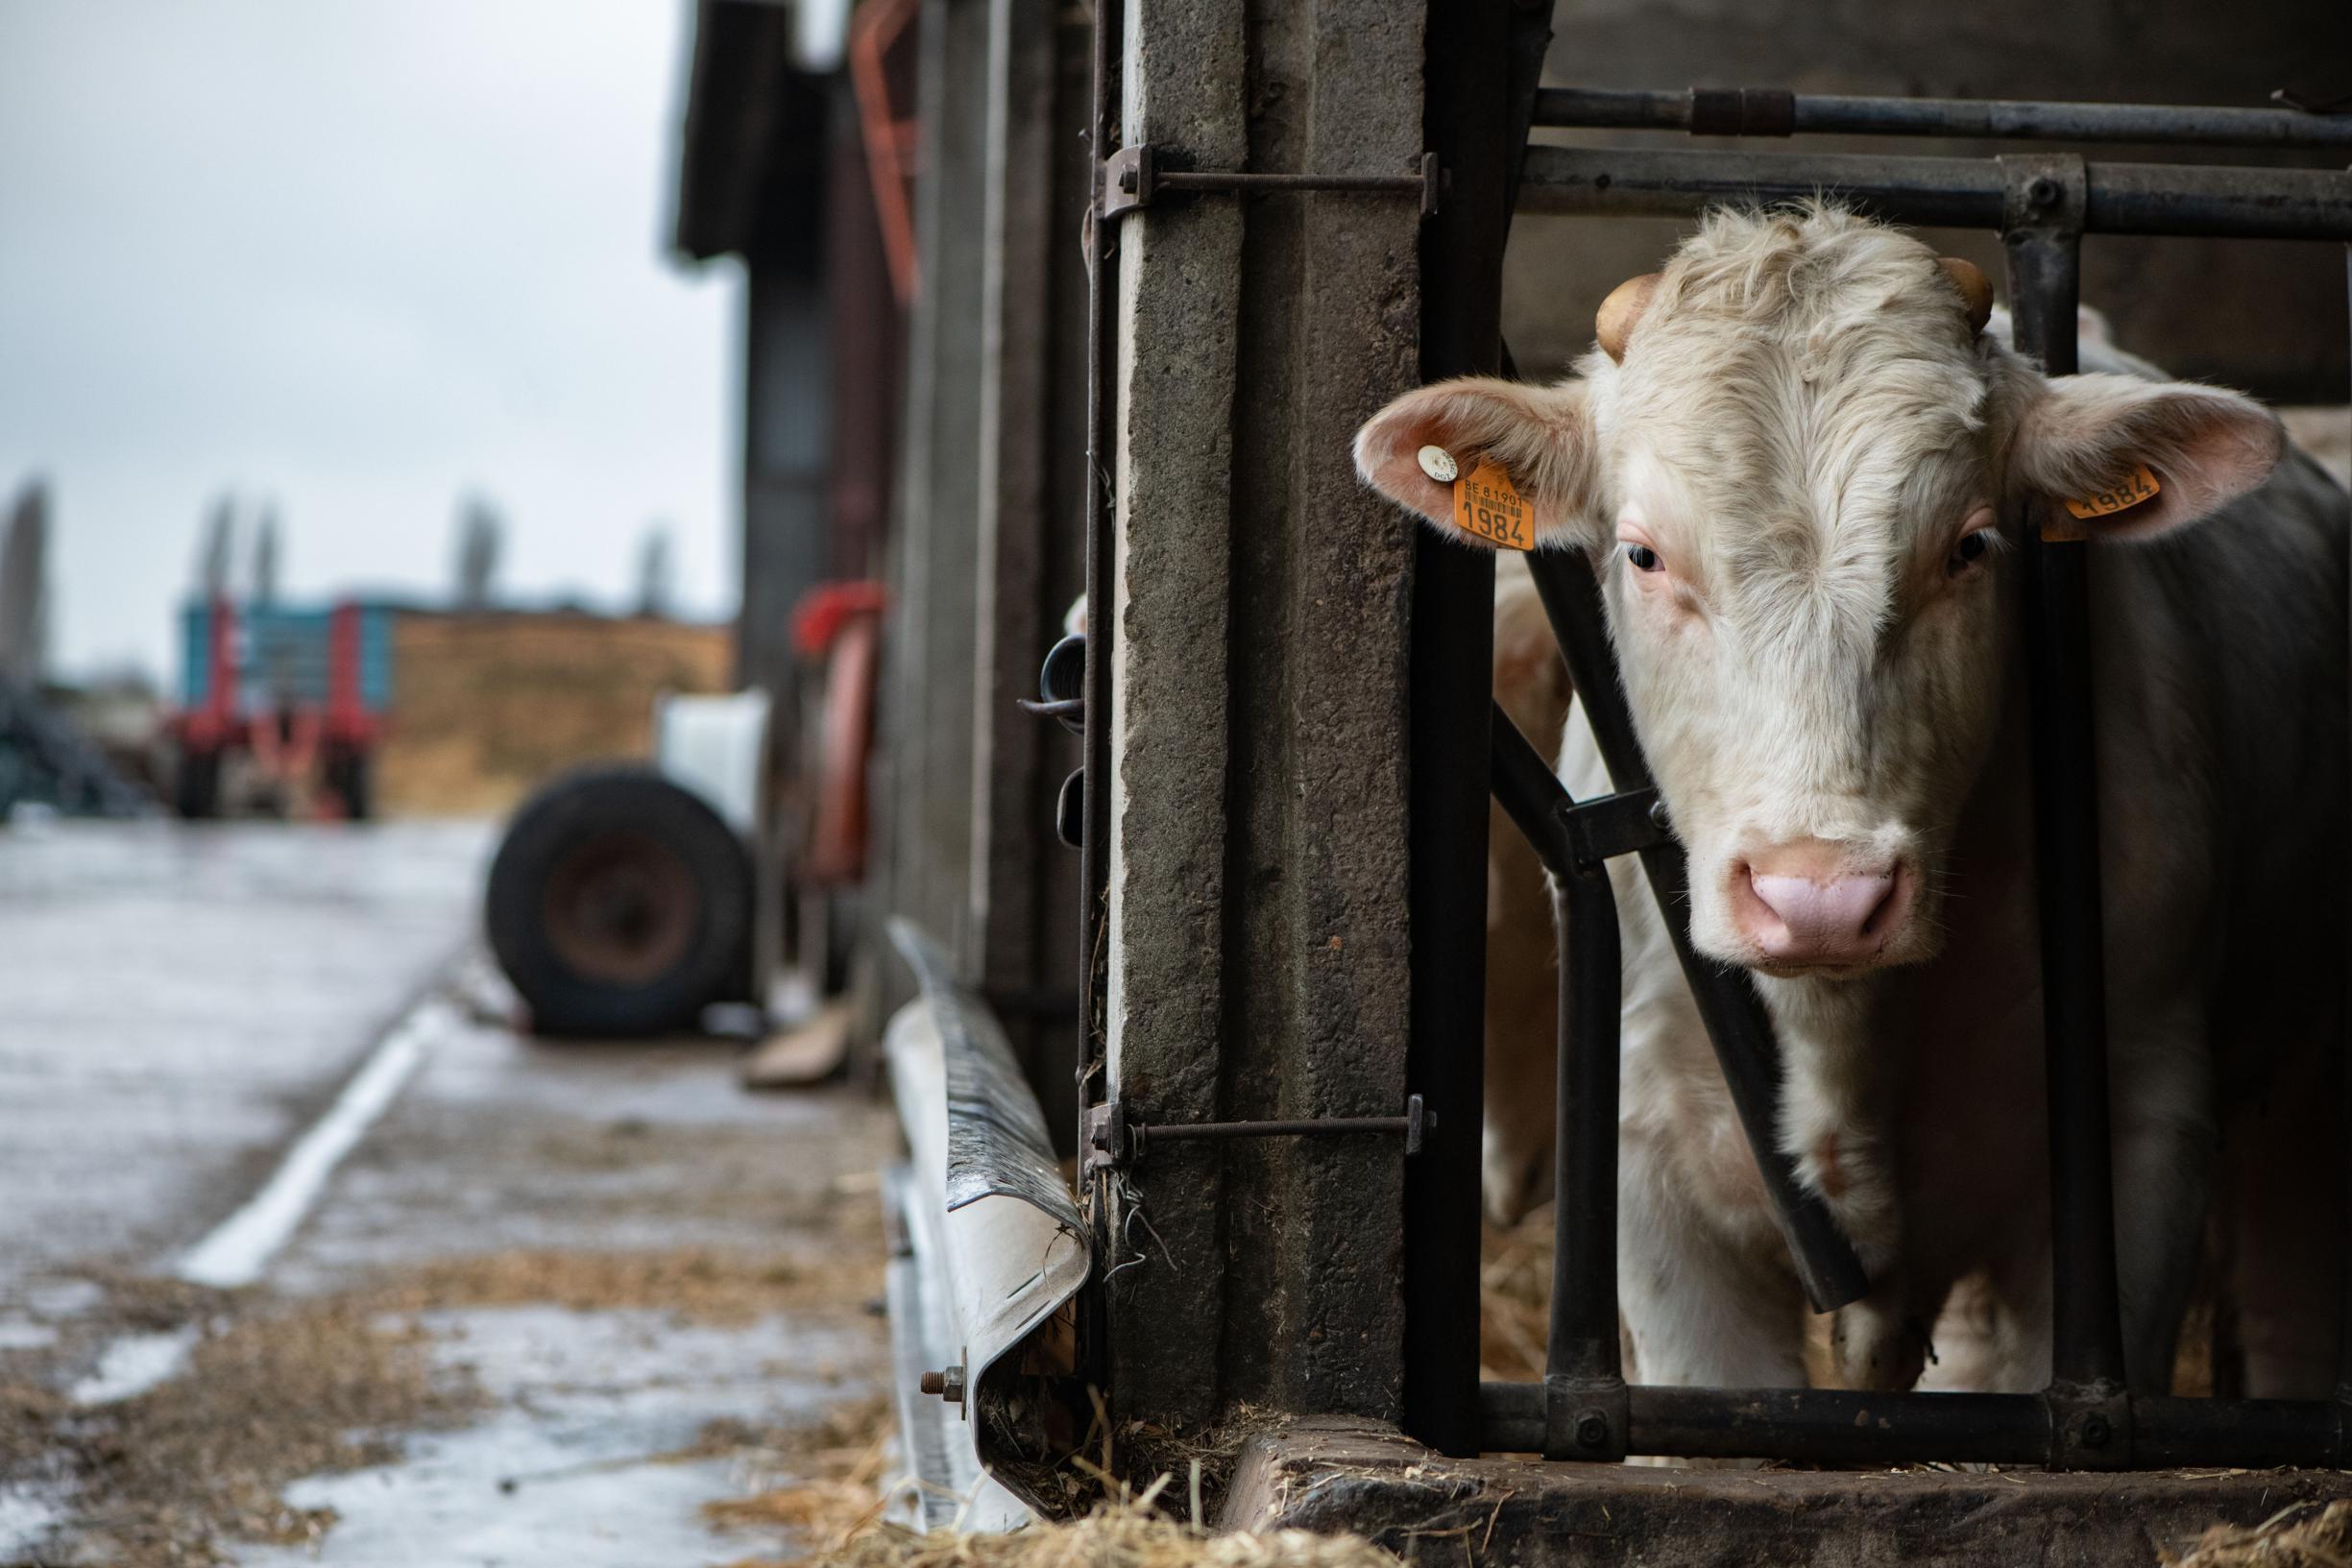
[1733,840,1909,968]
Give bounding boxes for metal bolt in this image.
[919,1365,967,1403]
[1647,799,1671,832]
[1118,165,1139,193]
[1574,1411,1611,1448]
[2079,1412,2111,1449]
[2027,175,2060,207]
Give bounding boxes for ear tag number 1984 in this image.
[1451,459,1533,551]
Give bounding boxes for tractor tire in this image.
[485,766,754,1039]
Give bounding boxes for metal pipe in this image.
[1478,1384,2351,1467]
[2341,242,2352,1416]
[1521,547,1872,1314]
[1076,0,1119,1397]
[1489,707,1627,1457]
[1516,145,2352,241]
[1486,707,1624,1388]
[1397,0,1516,1461]
[2003,168,2132,1398]
[1144,1115,1412,1143]
[1531,85,2352,150]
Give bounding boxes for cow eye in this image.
[1946,529,1994,578]
[1624,543,1664,573]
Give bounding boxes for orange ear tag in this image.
[1452,459,1534,551]
[2049,464,2161,541]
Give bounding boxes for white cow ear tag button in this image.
[1452,458,1533,551]
[1417,445,1458,483]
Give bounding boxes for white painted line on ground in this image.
[176,997,453,1291]
[67,1325,200,1405]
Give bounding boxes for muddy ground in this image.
[0,821,895,1566]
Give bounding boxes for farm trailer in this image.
[171,596,389,820]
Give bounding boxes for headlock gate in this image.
[1461,79,2352,1465]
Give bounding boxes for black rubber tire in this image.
[485,766,754,1038]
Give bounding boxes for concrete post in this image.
[1104,0,1423,1427]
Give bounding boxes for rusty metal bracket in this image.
[1083,1095,1431,1174]
[1099,144,1443,221]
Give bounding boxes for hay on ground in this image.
[721,1488,1403,1568]
[2165,1502,2352,1568]
[365,1244,882,1325]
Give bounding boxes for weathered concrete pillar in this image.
[1105,0,1424,1428]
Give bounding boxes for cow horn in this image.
[1596,273,1661,363]
[1938,256,1994,334]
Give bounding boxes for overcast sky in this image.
[0,0,739,684]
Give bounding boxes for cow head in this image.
[1357,205,2281,977]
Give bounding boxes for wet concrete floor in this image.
[0,821,893,1566]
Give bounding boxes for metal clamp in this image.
[2044,1382,2133,1469]
[1099,144,1443,221]
[1083,1094,1432,1174]
[1544,1374,1630,1463]
[1562,787,1667,869]
[1999,151,2088,237]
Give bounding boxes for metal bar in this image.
[1489,707,1629,1459]
[2002,160,2134,1411]
[1488,700,1578,873]
[1079,0,1115,1091]
[2341,242,2352,1417]
[1154,170,1421,195]
[1517,144,2352,241]
[1531,85,2352,149]
[1521,547,1872,1314]
[1075,0,1119,1398]
[1478,1383,2352,1468]
[1549,826,1627,1453]
[1146,1115,1412,1142]
[1397,0,1515,1462]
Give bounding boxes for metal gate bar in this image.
[1518,145,2352,239]
[1521,547,1871,1315]
[1533,85,2352,149]
[1490,705,1630,1459]
[1481,89,2352,1466]
[1478,1384,2349,1468]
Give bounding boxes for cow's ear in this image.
[1353,376,1598,549]
[2008,373,2282,539]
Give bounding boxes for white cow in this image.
[1357,205,2347,1397]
